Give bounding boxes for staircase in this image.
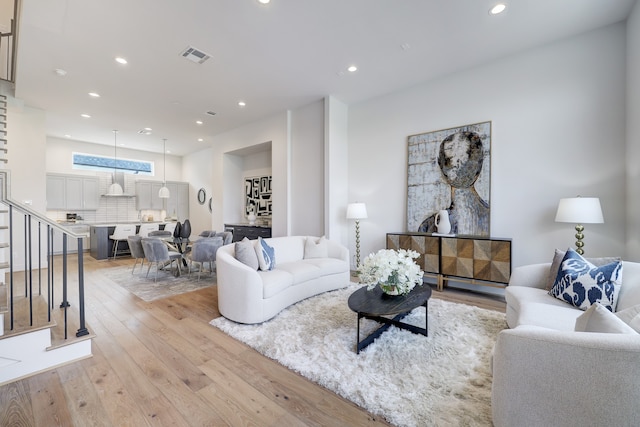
[0,91,93,385]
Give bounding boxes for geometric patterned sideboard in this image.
[387,233,512,291]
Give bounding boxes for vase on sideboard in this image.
[435,210,451,234]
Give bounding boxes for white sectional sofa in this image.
[492,259,640,427]
[216,235,349,324]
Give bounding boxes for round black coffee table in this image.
[348,284,432,353]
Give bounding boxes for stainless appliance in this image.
[66,213,77,222]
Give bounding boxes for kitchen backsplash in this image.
[46,173,165,224]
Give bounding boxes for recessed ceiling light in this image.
[196,120,203,125]
[347,65,358,73]
[54,68,67,77]
[490,4,506,15]
[115,57,128,65]
[197,138,204,142]
[64,134,72,138]
[144,127,152,131]
[80,114,91,118]
[258,0,270,4]
[88,92,100,98]
[238,101,246,107]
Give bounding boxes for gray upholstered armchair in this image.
[127,235,145,274]
[187,236,223,280]
[141,237,182,281]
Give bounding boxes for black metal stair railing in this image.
[1,170,88,339]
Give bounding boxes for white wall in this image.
[627,1,640,260]
[210,113,290,236]
[4,96,47,271]
[204,102,328,238]
[291,100,324,236]
[182,146,214,235]
[348,23,628,268]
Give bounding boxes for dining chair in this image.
[215,231,233,245]
[186,236,223,280]
[163,222,178,235]
[141,237,182,281]
[137,223,159,237]
[109,224,137,258]
[127,235,145,274]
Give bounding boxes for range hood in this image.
[102,172,136,197]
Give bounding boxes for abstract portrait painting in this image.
[407,121,491,236]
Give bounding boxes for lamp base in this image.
[574,224,585,255]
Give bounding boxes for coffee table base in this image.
[355,302,428,354]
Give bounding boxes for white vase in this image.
[247,213,257,225]
[435,210,451,234]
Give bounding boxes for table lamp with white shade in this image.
[346,202,368,268]
[555,196,604,255]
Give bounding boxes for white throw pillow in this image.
[304,236,329,259]
[575,303,638,334]
[630,315,640,333]
[615,304,640,327]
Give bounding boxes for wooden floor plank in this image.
[0,379,35,427]
[27,370,75,427]
[0,254,506,426]
[57,365,112,427]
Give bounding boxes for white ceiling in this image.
[14,0,637,156]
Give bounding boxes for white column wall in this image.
[627,1,640,260]
[348,23,628,267]
[290,100,324,237]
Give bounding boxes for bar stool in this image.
[109,224,136,258]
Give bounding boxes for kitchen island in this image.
[89,222,172,260]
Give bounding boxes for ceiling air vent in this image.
[206,111,217,116]
[180,46,211,64]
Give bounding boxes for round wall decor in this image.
[197,188,206,205]
[208,197,213,213]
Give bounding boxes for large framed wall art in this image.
[245,175,272,217]
[407,121,491,236]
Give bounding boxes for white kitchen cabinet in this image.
[46,174,100,211]
[136,181,165,210]
[46,175,66,210]
[65,176,100,210]
[165,182,189,220]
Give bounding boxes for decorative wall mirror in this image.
[197,188,206,205]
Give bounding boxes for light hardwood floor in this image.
[0,254,505,426]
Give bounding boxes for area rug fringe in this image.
[210,283,507,427]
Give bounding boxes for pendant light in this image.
[158,138,170,198]
[107,130,124,196]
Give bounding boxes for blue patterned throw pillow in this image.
[255,237,276,271]
[549,248,623,311]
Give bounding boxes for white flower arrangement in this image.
[357,249,424,295]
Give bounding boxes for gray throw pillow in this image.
[235,237,259,270]
[545,248,621,291]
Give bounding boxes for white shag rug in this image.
[210,283,507,427]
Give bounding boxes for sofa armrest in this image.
[508,263,551,289]
[216,245,265,324]
[492,326,640,427]
[326,239,349,263]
